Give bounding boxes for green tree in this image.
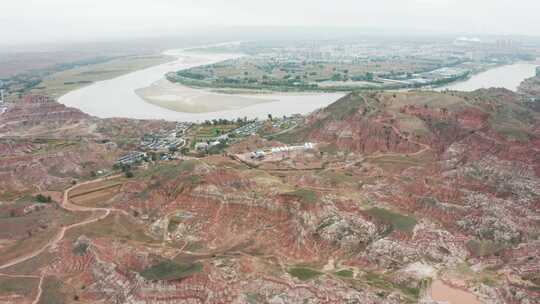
[35,194,52,203]
[366,72,374,81]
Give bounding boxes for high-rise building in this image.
[536,66,540,77]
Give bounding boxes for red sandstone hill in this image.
[0,95,174,199]
[279,89,539,163]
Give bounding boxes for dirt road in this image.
[0,174,125,303]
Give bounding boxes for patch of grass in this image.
[245,293,263,304]
[324,92,367,120]
[178,160,197,173]
[287,267,322,281]
[72,243,89,256]
[365,207,417,233]
[140,260,203,281]
[335,269,354,278]
[321,171,355,186]
[141,160,200,180]
[364,272,423,300]
[32,54,172,98]
[284,188,317,204]
[0,276,37,296]
[496,127,530,142]
[318,143,340,155]
[317,217,337,232]
[67,213,154,243]
[369,155,423,172]
[38,277,66,304]
[466,239,507,257]
[168,217,182,233]
[364,272,393,289]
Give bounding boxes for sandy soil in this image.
[135,79,275,113]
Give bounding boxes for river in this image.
[58,50,345,122]
[436,62,538,92]
[59,51,537,122]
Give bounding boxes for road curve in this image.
[0,174,123,271]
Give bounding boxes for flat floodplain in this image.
[58,50,345,121]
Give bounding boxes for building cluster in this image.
[116,122,192,165]
[250,142,315,160]
[175,122,192,135]
[140,133,185,153]
[0,90,6,114]
[194,115,301,153]
[232,120,265,137]
[116,151,147,166]
[195,134,229,152]
[379,66,471,87]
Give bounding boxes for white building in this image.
[195,142,209,151]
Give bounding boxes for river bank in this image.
[436,62,538,92]
[59,47,538,122]
[59,50,345,122]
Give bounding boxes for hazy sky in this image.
[2,0,539,46]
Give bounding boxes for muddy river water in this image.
[58,50,345,122]
[59,49,537,122]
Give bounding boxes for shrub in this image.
[287,267,322,280]
[35,194,52,203]
[366,208,417,233]
[140,260,203,281]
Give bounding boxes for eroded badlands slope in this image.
[0,86,539,303]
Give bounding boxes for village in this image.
[115,114,304,167]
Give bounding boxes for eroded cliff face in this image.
[0,95,89,135]
[0,96,173,198]
[519,75,540,99]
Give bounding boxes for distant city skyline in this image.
[1,0,539,46]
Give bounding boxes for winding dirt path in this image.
[0,174,125,303]
[0,175,122,271]
[31,275,44,304]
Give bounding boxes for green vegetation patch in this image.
[284,188,317,204]
[324,92,367,120]
[364,272,424,300]
[35,194,53,203]
[0,276,37,296]
[287,267,323,280]
[38,277,66,304]
[178,160,198,173]
[334,269,354,278]
[142,160,200,180]
[72,242,89,256]
[168,216,183,233]
[140,260,203,281]
[366,207,417,233]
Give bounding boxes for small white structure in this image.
[251,150,266,159]
[195,142,209,151]
[304,142,314,150]
[209,140,221,147]
[217,134,229,142]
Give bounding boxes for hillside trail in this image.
[0,174,125,303]
[0,174,124,271]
